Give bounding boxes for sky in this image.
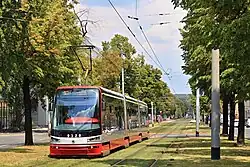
[77,0,191,94]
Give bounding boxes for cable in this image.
[133,1,179,93]
[137,22,169,75]
[87,37,177,94]
[166,75,176,94]
[107,0,166,73]
[85,38,120,70]
[151,21,171,26]
[145,13,171,16]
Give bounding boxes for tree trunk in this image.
[237,101,245,145]
[228,93,235,141]
[222,96,229,136]
[15,108,23,130]
[209,112,211,127]
[23,75,33,145]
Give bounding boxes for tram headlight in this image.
[87,136,101,142]
[51,137,60,142]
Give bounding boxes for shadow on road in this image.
[94,158,250,167]
[94,138,250,167]
[0,148,33,153]
[147,138,235,148]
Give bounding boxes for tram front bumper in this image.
[50,144,103,157]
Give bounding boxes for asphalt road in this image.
[0,132,49,149]
[220,126,250,138]
[234,127,250,139]
[0,126,250,150]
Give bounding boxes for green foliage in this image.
[90,34,184,116]
[0,0,83,99]
[0,0,83,139]
[172,0,250,103]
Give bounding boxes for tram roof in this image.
[100,87,147,107]
[56,85,147,107]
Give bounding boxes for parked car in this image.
[246,118,250,127]
[227,119,239,127]
[234,119,239,127]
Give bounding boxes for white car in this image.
[234,119,239,127]
[227,119,239,127]
[246,118,250,127]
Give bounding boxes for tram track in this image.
[110,120,188,167]
[35,120,188,167]
[148,121,189,167]
[50,122,178,167]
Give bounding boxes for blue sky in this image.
[83,0,133,7]
[78,0,191,94]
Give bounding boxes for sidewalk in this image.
[0,127,48,136]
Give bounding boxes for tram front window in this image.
[51,88,101,137]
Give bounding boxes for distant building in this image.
[32,96,50,127]
[0,95,50,130]
[227,100,250,119]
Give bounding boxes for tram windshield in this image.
[52,88,100,134]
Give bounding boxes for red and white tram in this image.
[49,86,149,157]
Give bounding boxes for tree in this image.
[0,0,83,145]
[237,101,245,145]
[91,34,177,116]
[222,94,229,136]
[171,0,250,144]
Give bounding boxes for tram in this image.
[49,86,149,157]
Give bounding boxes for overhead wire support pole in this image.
[151,102,154,127]
[121,52,128,131]
[196,87,200,137]
[211,49,220,160]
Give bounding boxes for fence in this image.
[0,101,15,131]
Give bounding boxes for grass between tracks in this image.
[1,120,249,167]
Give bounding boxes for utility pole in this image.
[155,107,157,123]
[211,49,220,160]
[151,102,154,127]
[121,52,127,131]
[196,88,200,137]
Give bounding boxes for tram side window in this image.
[102,95,124,133]
[127,102,139,129]
[140,106,148,127]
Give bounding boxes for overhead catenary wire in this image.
[134,0,168,75]
[144,13,171,16]
[107,0,181,95]
[133,0,181,94]
[107,0,168,73]
[151,21,171,25]
[137,22,168,75]
[85,38,120,70]
[87,36,178,94]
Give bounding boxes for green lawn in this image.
[1,119,249,167]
